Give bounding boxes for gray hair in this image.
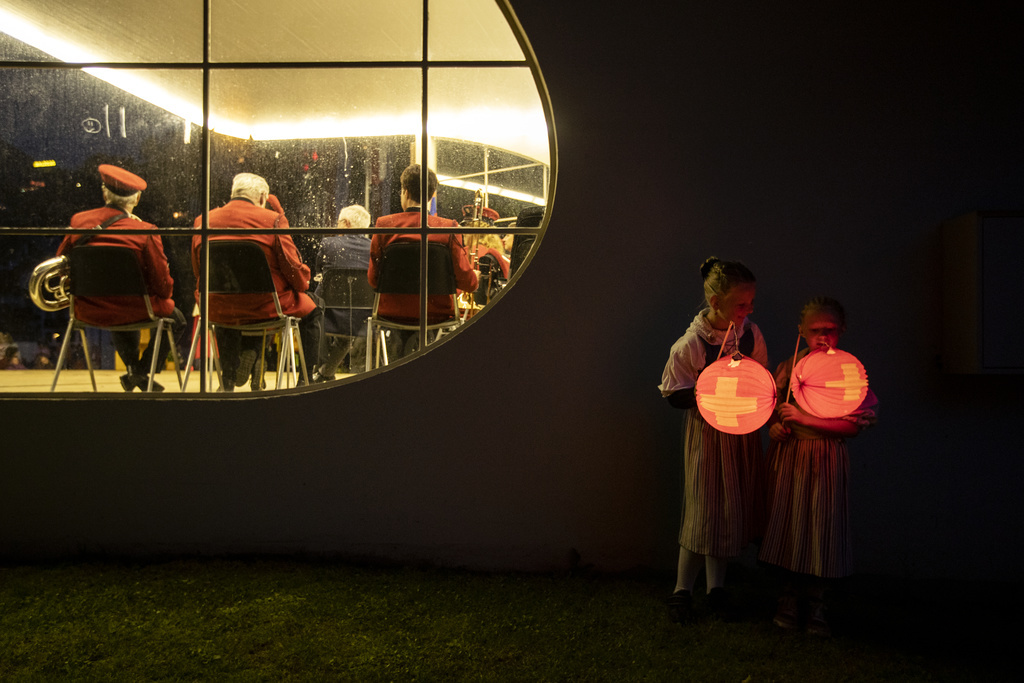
[338,204,371,229]
[231,173,270,202]
[101,186,140,211]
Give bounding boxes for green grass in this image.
[0,558,1015,681]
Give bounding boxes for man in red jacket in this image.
[192,173,322,390]
[58,164,184,392]
[368,164,478,360]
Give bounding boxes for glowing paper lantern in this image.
[695,355,777,435]
[791,347,869,418]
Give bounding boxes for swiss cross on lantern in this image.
[695,354,776,434]
[791,347,869,418]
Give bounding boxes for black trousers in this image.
[113,307,187,376]
[215,306,323,381]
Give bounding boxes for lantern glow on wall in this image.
[791,347,869,418]
[695,355,776,434]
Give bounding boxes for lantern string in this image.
[784,331,801,405]
[714,321,735,362]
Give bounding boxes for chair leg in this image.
[50,318,76,392]
[182,323,201,392]
[210,332,225,392]
[165,325,183,391]
[365,318,373,373]
[80,329,97,392]
[274,329,286,390]
[146,321,164,392]
[293,322,308,385]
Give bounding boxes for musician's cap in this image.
[481,207,500,221]
[98,164,147,195]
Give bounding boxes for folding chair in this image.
[321,267,376,373]
[367,240,461,368]
[183,239,308,391]
[51,245,183,392]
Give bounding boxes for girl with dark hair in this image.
[659,257,769,621]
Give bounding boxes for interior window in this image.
[0,0,553,395]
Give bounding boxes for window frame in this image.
[0,0,556,397]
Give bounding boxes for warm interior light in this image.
[1,8,550,178]
[437,174,546,207]
[0,8,98,62]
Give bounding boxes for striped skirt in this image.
[758,436,852,578]
[678,409,767,557]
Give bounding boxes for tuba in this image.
[28,255,71,311]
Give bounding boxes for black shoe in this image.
[217,378,235,392]
[667,590,693,625]
[121,373,163,392]
[139,377,164,392]
[250,353,266,390]
[236,349,257,385]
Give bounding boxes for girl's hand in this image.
[777,402,804,425]
[769,422,791,442]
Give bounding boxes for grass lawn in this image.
[0,558,1015,681]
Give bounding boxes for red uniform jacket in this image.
[368,210,479,323]
[57,206,175,326]
[191,199,315,324]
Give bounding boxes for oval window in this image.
[0,0,553,395]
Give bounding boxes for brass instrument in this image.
[28,255,71,311]
[460,189,491,318]
[461,189,488,256]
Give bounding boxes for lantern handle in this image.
[784,330,802,405]
[714,321,735,362]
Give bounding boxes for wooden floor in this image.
[0,368,328,394]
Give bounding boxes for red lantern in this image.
[695,355,777,435]
[792,347,869,418]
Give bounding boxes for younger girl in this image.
[659,257,769,621]
[759,297,878,636]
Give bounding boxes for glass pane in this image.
[209,68,421,229]
[428,66,549,217]
[428,67,548,167]
[1,234,194,393]
[0,1,203,63]
[0,68,203,229]
[428,0,525,62]
[211,0,424,63]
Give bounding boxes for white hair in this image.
[101,186,140,211]
[231,173,270,202]
[338,204,370,229]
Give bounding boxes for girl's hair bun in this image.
[700,256,720,280]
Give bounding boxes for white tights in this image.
[675,546,729,594]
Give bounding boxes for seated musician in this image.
[57,164,185,392]
[473,233,511,305]
[191,173,323,391]
[368,164,478,360]
[311,204,372,380]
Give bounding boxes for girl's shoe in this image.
[666,589,693,624]
[805,599,831,637]
[773,592,800,630]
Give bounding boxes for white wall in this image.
[3,0,1023,582]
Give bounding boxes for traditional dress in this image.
[758,353,878,578]
[660,310,769,557]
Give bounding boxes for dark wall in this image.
[3,0,1022,582]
